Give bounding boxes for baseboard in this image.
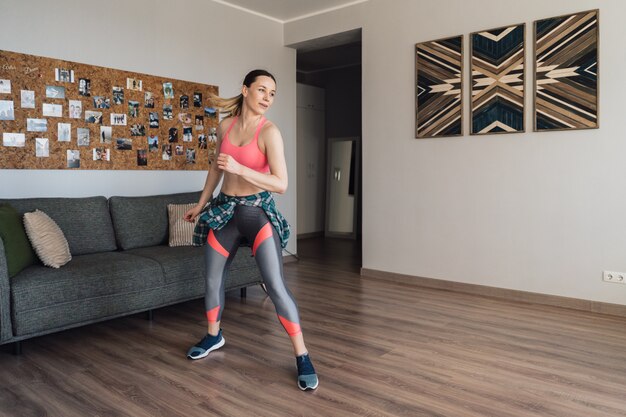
[297,231,324,240]
[360,268,626,318]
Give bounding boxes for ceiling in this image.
[215,0,368,23]
[215,1,363,74]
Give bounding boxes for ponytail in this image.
[209,93,244,117]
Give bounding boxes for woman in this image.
[183,70,318,391]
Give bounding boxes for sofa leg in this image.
[13,341,22,355]
[146,310,153,321]
[240,287,247,298]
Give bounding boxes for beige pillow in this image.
[168,203,199,247]
[23,210,72,268]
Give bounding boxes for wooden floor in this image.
[1,237,626,417]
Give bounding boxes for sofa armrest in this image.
[0,238,13,343]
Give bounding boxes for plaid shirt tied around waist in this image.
[192,191,290,248]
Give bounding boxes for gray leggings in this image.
[204,205,301,335]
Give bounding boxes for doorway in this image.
[290,29,362,263]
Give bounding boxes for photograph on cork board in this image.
[0,49,218,170]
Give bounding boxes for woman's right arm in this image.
[183,118,230,222]
[183,162,222,222]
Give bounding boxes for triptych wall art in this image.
[0,49,219,170]
[415,9,599,138]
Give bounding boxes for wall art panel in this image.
[415,36,463,138]
[534,10,599,131]
[471,24,525,135]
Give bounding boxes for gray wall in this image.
[285,0,626,305]
[0,0,298,254]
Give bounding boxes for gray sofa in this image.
[0,191,262,353]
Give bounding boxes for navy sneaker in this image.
[296,353,319,391]
[187,330,225,360]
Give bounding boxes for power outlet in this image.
[603,271,626,284]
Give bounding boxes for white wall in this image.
[0,0,298,254]
[285,0,626,304]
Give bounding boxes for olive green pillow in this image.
[0,204,38,277]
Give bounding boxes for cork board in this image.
[0,49,218,170]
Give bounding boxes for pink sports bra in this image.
[220,116,270,173]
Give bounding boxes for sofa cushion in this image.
[0,204,38,277]
[127,244,260,287]
[11,252,165,336]
[23,210,72,268]
[109,191,201,250]
[0,197,117,256]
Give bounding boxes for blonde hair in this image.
[209,92,244,117]
[210,69,276,117]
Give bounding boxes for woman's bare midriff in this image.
[219,171,268,196]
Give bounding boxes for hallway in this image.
[296,237,362,273]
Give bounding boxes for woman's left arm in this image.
[216,124,288,194]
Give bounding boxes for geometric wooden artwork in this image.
[415,35,463,138]
[471,24,525,135]
[534,10,599,131]
[0,49,219,170]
